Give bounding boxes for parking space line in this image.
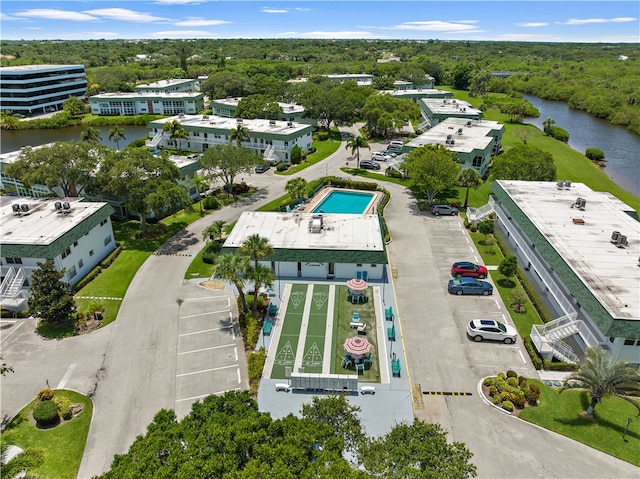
[229,312,235,340]
[175,387,241,403]
[184,296,228,301]
[0,319,26,344]
[180,309,229,319]
[178,343,236,355]
[237,369,241,384]
[56,363,76,389]
[176,364,238,377]
[493,299,501,310]
[178,326,232,337]
[518,350,527,364]
[234,347,238,361]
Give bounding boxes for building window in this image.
[61,247,71,259]
[104,235,112,246]
[356,264,362,267]
[74,241,78,247]
[371,264,377,268]
[6,257,23,264]
[89,250,94,256]
[68,266,77,279]
[78,259,84,269]
[624,338,638,346]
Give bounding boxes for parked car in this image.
[372,152,391,161]
[467,319,517,344]
[385,151,398,158]
[447,277,493,296]
[255,163,270,173]
[430,204,459,216]
[360,160,381,170]
[451,261,488,279]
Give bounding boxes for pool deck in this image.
[302,187,384,214]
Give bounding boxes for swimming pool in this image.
[311,190,375,214]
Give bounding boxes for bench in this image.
[275,383,291,392]
[357,323,367,335]
[350,321,361,328]
[263,321,273,336]
[387,324,396,341]
[360,386,376,395]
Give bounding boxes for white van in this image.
[389,140,404,147]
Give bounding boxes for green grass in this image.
[334,286,380,382]
[518,381,640,467]
[184,247,214,280]
[275,130,342,176]
[1,390,93,479]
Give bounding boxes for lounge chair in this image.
[391,358,401,378]
[387,324,396,341]
[352,312,360,322]
[356,363,365,375]
[385,306,394,321]
[362,271,368,281]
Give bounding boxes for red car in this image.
[451,261,488,279]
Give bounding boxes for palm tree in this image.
[457,168,483,208]
[543,117,555,135]
[1,442,44,479]
[568,347,640,416]
[213,254,250,313]
[246,264,275,313]
[239,234,275,270]
[229,124,250,147]
[203,219,226,243]
[190,175,209,213]
[162,120,188,151]
[81,126,102,145]
[345,135,370,170]
[285,177,308,201]
[108,124,126,150]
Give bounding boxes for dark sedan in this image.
[447,277,493,296]
[359,160,381,170]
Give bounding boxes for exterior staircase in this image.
[146,132,163,148]
[467,202,494,224]
[263,144,278,163]
[0,267,30,311]
[530,312,600,364]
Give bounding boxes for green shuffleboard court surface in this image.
[300,284,330,374]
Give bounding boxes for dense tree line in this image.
[2,39,637,132]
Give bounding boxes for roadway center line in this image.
[178,343,236,355]
[176,364,238,377]
[178,326,232,337]
[180,309,229,319]
[57,363,76,389]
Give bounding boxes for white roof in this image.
[211,97,305,114]
[135,78,194,88]
[497,180,640,321]
[0,197,107,247]
[224,211,384,251]
[0,64,83,73]
[150,114,312,135]
[406,117,501,153]
[420,98,482,117]
[91,92,202,100]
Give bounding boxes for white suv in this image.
[372,152,390,161]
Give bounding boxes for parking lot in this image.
[174,283,244,418]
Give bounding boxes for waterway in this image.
[0,124,150,154]
[523,94,639,197]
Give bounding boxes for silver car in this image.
[467,319,517,344]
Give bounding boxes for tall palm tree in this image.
[543,117,555,135]
[213,254,250,313]
[285,177,308,201]
[203,219,226,243]
[345,135,370,170]
[457,168,483,208]
[238,234,275,270]
[1,442,43,479]
[162,120,188,151]
[190,175,208,213]
[81,126,102,145]
[229,124,250,147]
[246,264,275,313]
[108,124,126,150]
[569,347,640,416]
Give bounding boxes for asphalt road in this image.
[2,126,638,478]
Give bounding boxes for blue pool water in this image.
[311,190,374,214]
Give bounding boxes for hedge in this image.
[32,400,60,426]
[73,243,124,292]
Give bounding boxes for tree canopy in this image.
[404,145,461,205]
[199,143,260,193]
[235,94,282,120]
[97,391,476,478]
[97,148,191,231]
[361,94,420,138]
[29,259,76,324]
[491,145,556,182]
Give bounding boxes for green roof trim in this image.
[221,247,387,265]
[492,183,640,338]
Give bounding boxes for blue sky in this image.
[1,1,638,42]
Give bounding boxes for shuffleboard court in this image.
[270,283,307,379]
[300,284,330,373]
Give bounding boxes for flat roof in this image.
[135,78,194,88]
[0,144,49,165]
[149,114,313,136]
[385,88,452,97]
[0,64,83,73]
[420,98,482,117]
[91,92,203,100]
[0,197,108,247]
[167,154,200,169]
[224,211,384,252]
[211,97,305,114]
[497,180,640,321]
[406,117,501,153]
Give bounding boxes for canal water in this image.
[0,124,150,154]
[523,95,639,197]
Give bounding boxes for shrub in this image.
[276,162,289,171]
[500,391,515,403]
[201,240,223,264]
[524,384,541,403]
[524,337,544,370]
[37,388,55,401]
[483,377,495,387]
[585,148,605,161]
[488,385,498,397]
[469,223,477,232]
[506,370,518,378]
[33,400,60,426]
[54,395,72,420]
[247,348,267,394]
[507,377,519,387]
[512,393,527,409]
[233,182,250,194]
[316,131,330,141]
[549,126,569,142]
[518,375,528,386]
[202,197,220,210]
[493,394,502,405]
[502,400,514,412]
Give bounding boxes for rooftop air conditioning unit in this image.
[12,204,21,215]
[269,120,276,125]
[558,180,565,189]
[457,128,463,134]
[203,115,209,119]
[564,180,572,189]
[287,122,293,127]
[236,118,243,123]
[611,231,620,243]
[20,204,29,213]
[617,235,628,248]
[54,201,63,212]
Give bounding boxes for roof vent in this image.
[572,197,586,210]
[287,122,293,127]
[236,118,243,123]
[54,201,63,212]
[457,128,463,135]
[269,120,276,125]
[611,231,620,243]
[20,204,30,214]
[12,204,21,215]
[617,235,628,248]
[564,180,572,189]
[62,202,72,214]
[557,180,564,189]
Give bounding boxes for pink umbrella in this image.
[343,336,372,359]
[346,278,368,292]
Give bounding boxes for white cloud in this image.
[15,9,98,22]
[561,17,637,25]
[294,8,311,12]
[262,8,289,14]
[1,12,20,21]
[393,21,482,33]
[174,18,230,27]
[297,31,383,39]
[153,30,218,38]
[83,8,168,23]
[155,0,205,4]
[515,22,549,28]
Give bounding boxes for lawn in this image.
[275,129,341,176]
[0,390,93,479]
[518,381,640,467]
[183,246,214,280]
